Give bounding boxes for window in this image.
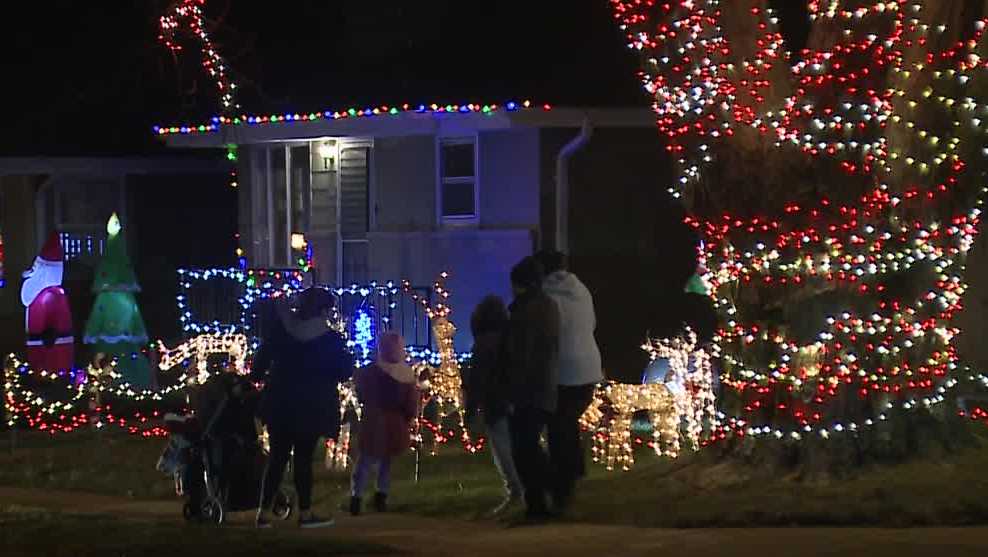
[439,138,477,221]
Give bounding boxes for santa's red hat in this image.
[37,233,64,267]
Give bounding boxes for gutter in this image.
[554,118,593,253]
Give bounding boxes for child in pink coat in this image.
[349,332,418,515]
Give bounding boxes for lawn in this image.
[3,427,988,528]
[0,505,390,557]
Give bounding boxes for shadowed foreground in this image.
[3,486,988,557]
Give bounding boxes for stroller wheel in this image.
[201,497,225,525]
[272,490,293,520]
[182,502,199,522]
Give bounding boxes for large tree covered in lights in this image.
[611,0,988,468]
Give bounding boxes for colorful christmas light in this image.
[152,100,548,136]
[610,0,988,442]
[158,0,238,113]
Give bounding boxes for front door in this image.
[338,141,372,285]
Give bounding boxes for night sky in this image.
[0,1,810,155]
[0,1,648,155]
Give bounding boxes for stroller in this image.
[157,373,293,525]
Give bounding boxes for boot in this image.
[349,496,362,517]
[373,492,388,513]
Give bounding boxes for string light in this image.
[583,329,717,471]
[610,0,988,440]
[158,0,238,113]
[152,100,547,136]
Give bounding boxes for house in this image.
[0,156,230,354]
[156,101,681,355]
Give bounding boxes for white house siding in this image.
[368,129,540,349]
[373,135,437,232]
[368,229,533,352]
[478,128,541,230]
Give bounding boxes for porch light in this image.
[318,141,336,170]
[291,233,307,251]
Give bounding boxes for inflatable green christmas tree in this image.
[84,213,151,388]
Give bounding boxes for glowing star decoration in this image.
[158,0,238,113]
[107,213,121,237]
[609,0,988,440]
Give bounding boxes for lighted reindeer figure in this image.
[582,329,717,471]
[157,333,249,385]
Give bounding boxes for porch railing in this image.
[177,267,434,359]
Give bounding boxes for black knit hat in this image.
[511,256,545,291]
[534,249,567,275]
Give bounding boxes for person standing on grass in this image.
[349,331,418,516]
[252,288,353,529]
[463,295,524,516]
[504,256,561,521]
[535,250,604,511]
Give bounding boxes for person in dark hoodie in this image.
[252,288,353,529]
[463,295,524,516]
[536,250,603,511]
[504,256,560,521]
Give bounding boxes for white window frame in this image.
[436,135,479,225]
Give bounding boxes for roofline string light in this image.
[152,100,549,136]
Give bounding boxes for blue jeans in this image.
[351,455,392,497]
[487,416,523,498]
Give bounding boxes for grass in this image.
[3,427,988,528]
[0,505,391,557]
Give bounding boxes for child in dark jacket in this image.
[463,295,524,515]
[349,332,418,515]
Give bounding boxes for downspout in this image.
[554,118,593,253]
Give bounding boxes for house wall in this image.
[368,229,532,351]
[478,128,541,230]
[237,129,541,350]
[368,129,541,349]
[373,135,437,232]
[0,176,39,354]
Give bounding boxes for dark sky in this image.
[0,0,646,156]
[0,1,810,156]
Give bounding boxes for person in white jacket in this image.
[535,250,603,511]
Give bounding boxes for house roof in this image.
[155,100,656,149]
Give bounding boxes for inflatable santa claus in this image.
[21,232,74,373]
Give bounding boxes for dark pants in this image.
[259,426,320,511]
[509,406,551,515]
[548,384,597,501]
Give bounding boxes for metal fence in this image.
[178,268,434,356]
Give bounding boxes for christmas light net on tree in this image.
[610,0,988,440]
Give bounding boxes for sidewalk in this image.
[3,487,988,557]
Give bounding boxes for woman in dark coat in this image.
[252,288,353,529]
[504,256,561,521]
[349,332,418,515]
